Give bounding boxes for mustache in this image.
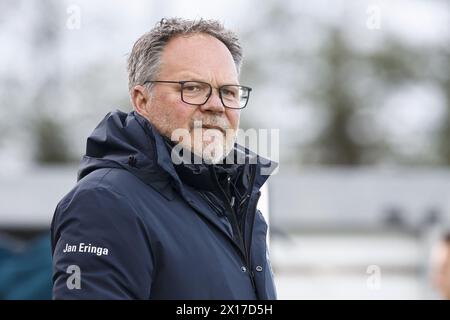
[189,118,231,132]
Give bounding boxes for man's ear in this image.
[131,85,150,116]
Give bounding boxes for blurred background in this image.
[0,0,449,299]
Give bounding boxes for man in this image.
[51,18,277,299]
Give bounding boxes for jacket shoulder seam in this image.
[93,167,115,188]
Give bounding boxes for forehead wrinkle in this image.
[169,70,238,86]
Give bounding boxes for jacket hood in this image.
[78,110,277,197]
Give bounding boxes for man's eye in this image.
[222,89,236,97]
[184,85,200,92]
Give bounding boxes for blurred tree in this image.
[0,1,24,147]
[241,0,449,167]
[434,47,450,165]
[32,115,72,164]
[28,0,73,164]
[311,30,378,165]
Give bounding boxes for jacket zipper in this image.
[208,165,258,294]
[244,191,261,284]
[223,194,257,293]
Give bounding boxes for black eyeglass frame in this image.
[143,80,252,109]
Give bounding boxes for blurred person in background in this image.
[51,18,277,300]
[431,232,450,299]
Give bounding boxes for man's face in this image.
[133,33,241,163]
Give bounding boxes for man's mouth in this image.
[200,124,225,134]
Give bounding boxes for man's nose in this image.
[199,89,225,113]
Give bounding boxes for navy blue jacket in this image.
[51,110,277,299]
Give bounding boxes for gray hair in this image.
[127,17,243,92]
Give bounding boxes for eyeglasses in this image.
[143,80,252,109]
